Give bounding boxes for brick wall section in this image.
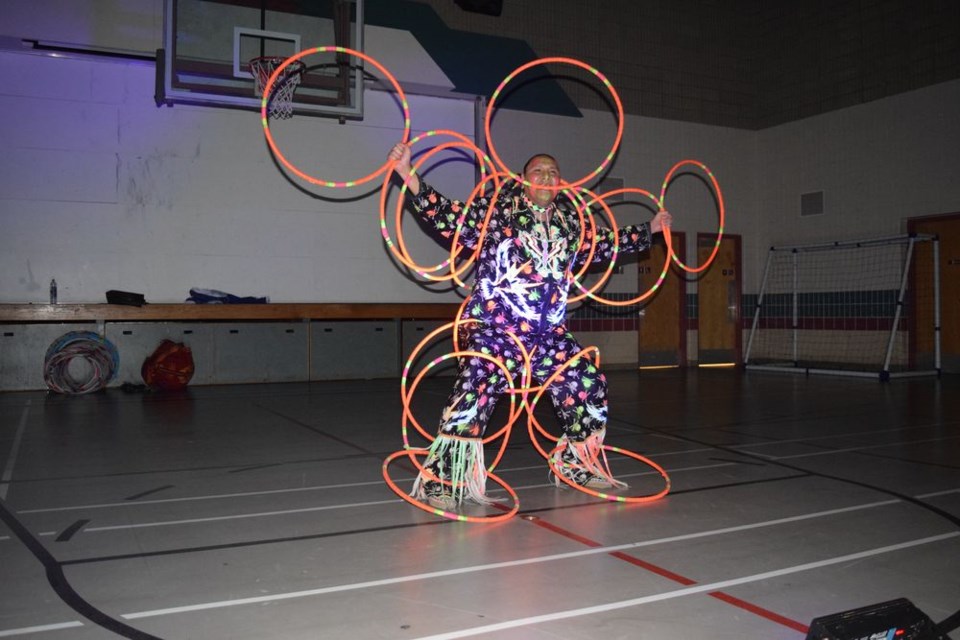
[756,0,960,128]
[415,0,960,130]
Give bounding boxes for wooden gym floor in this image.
[1,368,958,639]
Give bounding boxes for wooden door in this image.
[637,232,686,367]
[697,234,741,365]
[908,213,960,373]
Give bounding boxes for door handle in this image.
[727,281,738,322]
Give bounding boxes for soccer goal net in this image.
[744,233,940,380]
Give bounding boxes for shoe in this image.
[427,494,457,510]
[422,481,458,511]
[578,474,615,489]
[551,459,624,490]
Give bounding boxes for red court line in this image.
[609,550,697,586]
[526,515,809,634]
[709,591,810,634]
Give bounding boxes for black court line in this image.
[708,457,768,467]
[125,485,175,501]
[57,473,813,567]
[254,403,380,456]
[850,449,960,472]
[4,449,397,485]
[711,428,785,441]
[0,499,162,639]
[636,407,954,437]
[618,418,960,637]
[716,423,960,452]
[520,473,813,514]
[55,519,90,542]
[60,520,450,566]
[125,383,399,403]
[229,464,284,474]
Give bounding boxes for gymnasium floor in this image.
[1,368,958,639]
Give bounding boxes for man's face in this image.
[522,156,561,208]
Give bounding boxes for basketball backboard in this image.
[156,0,365,119]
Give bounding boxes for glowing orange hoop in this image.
[446,171,511,289]
[355,56,704,521]
[484,57,624,192]
[546,443,671,503]
[382,449,519,523]
[380,132,502,282]
[260,46,411,187]
[570,187,674,306]
[659,160,725,273]
[566,185,619,304]
[399,320,523,461]
[523,346,602,449]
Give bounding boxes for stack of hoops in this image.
[43,331,119,395]
[260,49,726,521]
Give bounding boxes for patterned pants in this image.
[437,324,608,440]
[411,323,612,503]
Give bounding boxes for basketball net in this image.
[250,56,306,120]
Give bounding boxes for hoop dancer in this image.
[388,143,672,509]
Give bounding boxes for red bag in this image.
[141,340,195,390]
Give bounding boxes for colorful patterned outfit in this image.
[409,179,653,504]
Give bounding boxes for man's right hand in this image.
[388,142,420,195]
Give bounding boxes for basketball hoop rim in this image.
[249,56,306,112]
[249,56,306,78]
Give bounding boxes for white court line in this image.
[409,532,960,640]
[121,498,905,619]
[757,434,960,460]
[2,499,952,635]
[83,499,399,532]
[0,400,31,500]
[16,420,949,516]
[0,621,84,637]
[11,464,736,536]
[623,422,947,456]
[11,418,952,514]
[80,463,741,532]
[15,461,738,518]
[727,422,951,449]
[918,487,960,498]
[5,531,955,637]
[17,480,387,514]
[18,485,955,540]
[506,462,738,493]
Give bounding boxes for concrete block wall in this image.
[418,0,960,130]
[0,320,456,392]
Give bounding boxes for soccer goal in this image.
[744,233,940,380]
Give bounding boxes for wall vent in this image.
[801,191,824,216]
[595,176,624,202]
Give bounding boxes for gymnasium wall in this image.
[756,79,960,255]
[0,0,958,342]
[0,0,760,308]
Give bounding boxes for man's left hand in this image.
[651,209,672,233]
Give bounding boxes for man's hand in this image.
[651,209,672,234]
[388,142,420,195]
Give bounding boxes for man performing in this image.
[389,142,672,510]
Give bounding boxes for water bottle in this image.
[49,279,57,304]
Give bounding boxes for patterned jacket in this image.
[411,180,653,337]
